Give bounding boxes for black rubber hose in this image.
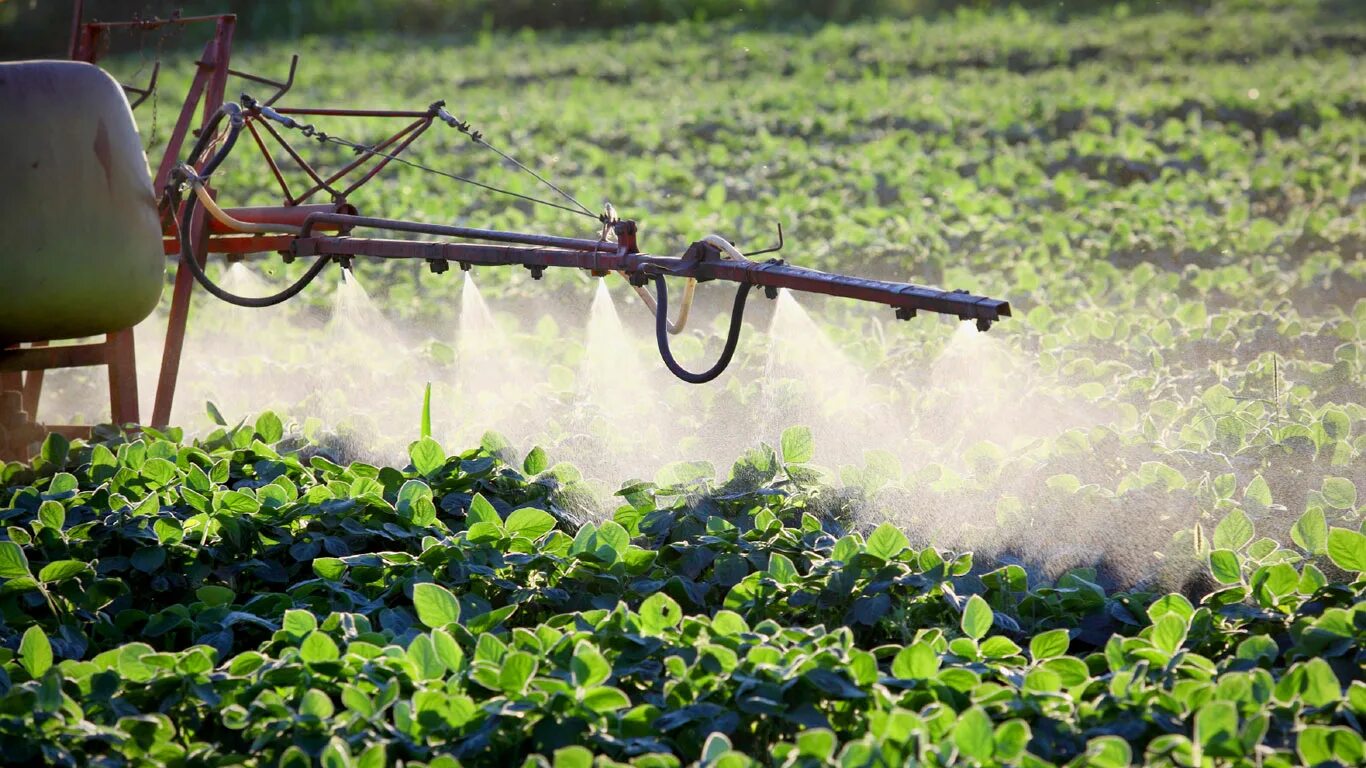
[175,103,333,308]
[653,273,752,383]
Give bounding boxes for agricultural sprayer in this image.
[0,3,1011,460]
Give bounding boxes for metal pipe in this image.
[299,213,617,253]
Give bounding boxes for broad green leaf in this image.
[571,641,611,688]
[300,631,340,663]
[1083,736,1133,768]
[1327,527,1366,572]
[505,507,556,540]
[499,651,537,694]
[413,582,462,628]
[466,493,501,528]
[313,557,346,581]
[523,446,549,475]
[892,642,939,679]
[553,746,593,768]
[639,592,682,635]
[0,542,31,579]
[961,595,993,640]
[255,411,284,443]
[866,522,910,561]
[1209,549,1242,584]
[952,706,994,762]
[581,685,631,712]
[1213,509,1254,551]
[1321,477,1356,510]
[407,634,446,681]
[994,720,1031,761]
[19,626,52,678]
[1029,628,1070,660]
[781,425,815,464]
[1291,507,1328,555]
[409,437,445,477]
[320,736,353,768]
[37,500,64,532]
[1151,614,1188,656]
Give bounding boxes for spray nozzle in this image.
[427,258,450,275]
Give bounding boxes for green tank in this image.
[0,60,164,345]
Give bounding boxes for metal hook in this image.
[228,54,299,107]
[121,60,160,110]
[743,221,784,257]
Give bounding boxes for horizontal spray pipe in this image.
[290,236,1011,323]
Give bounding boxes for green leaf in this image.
[409,437,445,477]
[38,560,88,583]
[1291,507,1328,555]
[1209,549,1242,584]
[19,626,52,678]
[1029,628,1070,660]
[1321,477,1356,510]
[300,688,335,719]
[313,557,347,581]
[797,728,836,759]
[766,552,798,584]
[466,493,502,528]
[1327,527,1366,572]
[505,507,555,540]
[1151,614,1188,656]
[499,651,537,694]
[571,641,611,688]
[420,382,432,440]
[523,445,548,475]
[553,746,593,768]
[1194,700,1239,757]
[953,705,994,762]
[960,594,993,640]
[195,585,235,606]
[639,592,682,635]
[320,736,353,768]
[1213,509,1254,551]
[300,631,340,663]
[0,541,32,579]
[1300,658,1343,707]
[407,633,446,681]
[1298,726,1364,767]
[994,720,1031,762]
[1082,736,1133,768]
[781,425,815,464]
[581,685,631,713]
[283,609,317,638]
[37,500,64,532]
[866,522,910,561]
[255,411,284,443]
[892,642,939,679]
[413,582,462,628]
[40,432,69,470]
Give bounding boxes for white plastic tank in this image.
[0,60,164,344]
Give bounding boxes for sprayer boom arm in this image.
[285,214,1011,327]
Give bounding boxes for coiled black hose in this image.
[174,102,333,308]
[652,273,751,383]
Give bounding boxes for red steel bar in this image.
[245,119,295,202]
[274,107,433,118]
[291,236,1011,322]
